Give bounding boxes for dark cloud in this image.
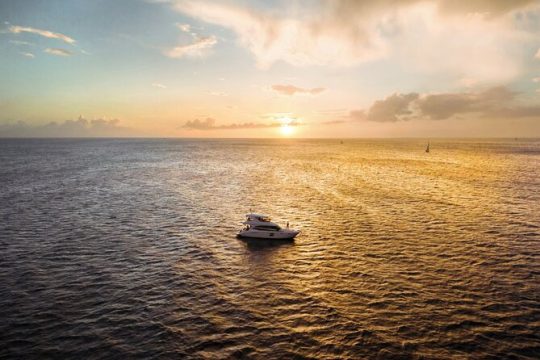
[182,117,217,130]
[347,86,540,122]
[0,117,137,137]
[272,84,326,96]
[181,117,301,130]
[366,93,419,122]
[417,86,516,120]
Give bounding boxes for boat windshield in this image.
[247,216,271,222]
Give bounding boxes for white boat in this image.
[237,213,300,240]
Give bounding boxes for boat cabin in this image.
[243,213,281,231]
[243,224,281,231]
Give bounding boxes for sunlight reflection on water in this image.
[1,138,539,359]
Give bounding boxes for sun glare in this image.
[279,116,295,136]
[280,124,293,136]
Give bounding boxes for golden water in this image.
[1,138,538,358]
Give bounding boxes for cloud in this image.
[166,0,538,73]
[330,0,537,18]
[20,52,35,58]
[416,86,516,120]
[8,25,75,44]
[176,23,191,32]
[168,0,388,68]
[271,84,326,96]
[366,93,419,122]
[430,0,536,17]
[181,117,301,130]
[533,77,540,83]
[209,91,227,96]
[182,117,216,129]
[44,48,73,56]
[0,116,137,137]
[490,106,540,118]
[9,40,33,46]
[349,110,367,122]
[152,82,167,89]
[536,48,540,59]
[166,21,217,58]
[458,77,479,88]
[348,86,540,122]
[166,35,217,58]
[320,120,347,125]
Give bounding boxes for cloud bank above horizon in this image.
[0,117,137,138]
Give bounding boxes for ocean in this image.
[1,138,539,359]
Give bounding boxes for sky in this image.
[1,0,540,138]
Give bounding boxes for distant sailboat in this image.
[425,141,430,153]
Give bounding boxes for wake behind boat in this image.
[237,213,300,240]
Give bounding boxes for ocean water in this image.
[0,138,539,359]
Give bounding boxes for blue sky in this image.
[1,0,540,137]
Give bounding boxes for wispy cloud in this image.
[152,82,167,89]
[9,39,33,46]
[536,48,540,59]
[320,120,347,125]
[209,91,227,96]
[44,48,73,56]
[8,25,75,44]
[165,21,217,58]
[19,52,35,58]
[176,23,191,33]
[0,116,137,138]
[347,86,540,122]
[181,117,301,130]
[271,84,325,96]
[166,35,217,58]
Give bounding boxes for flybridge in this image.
[244,213,272,223]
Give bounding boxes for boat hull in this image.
[237,229,300,240]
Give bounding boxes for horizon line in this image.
[1,136,539,140]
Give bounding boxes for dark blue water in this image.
[1,138,539,359]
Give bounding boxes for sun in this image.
[278,116,295,136]
[280,123,293,136]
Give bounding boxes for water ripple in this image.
[1,138,539,359]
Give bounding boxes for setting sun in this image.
[278,116,295,136]
[280,124,293,136]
